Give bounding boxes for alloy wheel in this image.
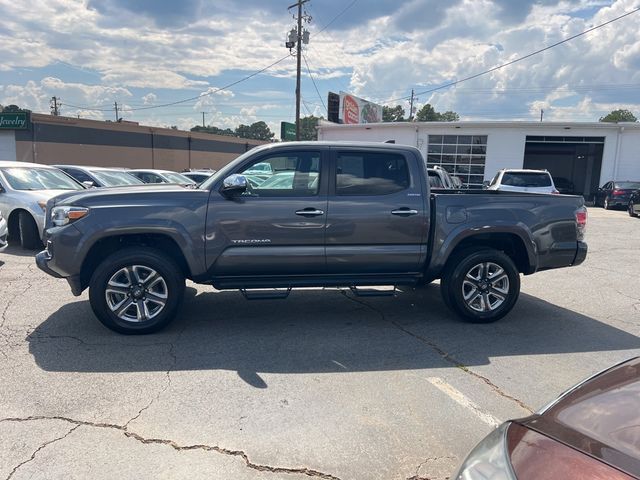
[462,262,510,312]
[105,265,168,323]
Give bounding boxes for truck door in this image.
[325,148,428,275]
[205,149,328,277]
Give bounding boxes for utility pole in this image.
[202,112,206,128]
[114,101,119,122]
[287,0,310,141]
[409,89,415,121]
[50,97,59,116]
[540,109,544,122]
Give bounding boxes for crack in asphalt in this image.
[0,280,36,360]
[123,322,187,430]
[340,291,534,414]
[0,416,341,480]
[5,424,80,480]
[407,455,455,480]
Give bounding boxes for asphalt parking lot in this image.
[1,207,639,480]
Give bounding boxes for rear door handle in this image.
[295,208,325,217]
[391,208,418,216]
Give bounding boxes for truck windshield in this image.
[502,172,552,187]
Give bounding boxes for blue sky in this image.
[1,0,639,134]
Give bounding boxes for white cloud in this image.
[142,93,157,105]
[0,0,639,125]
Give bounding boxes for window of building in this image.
[427,134,487,189]
[336,152,409,196]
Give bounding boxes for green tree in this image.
[382,105,405,122]
[1,104,29,113]
[415,103,459,122]
[190,125,236,136]
[599,109,638,122]
[415,103,438,121]
[299,115,321,140]
[235,121,274,141]
[438,110,460,122]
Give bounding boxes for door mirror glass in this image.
[221,174,248,196]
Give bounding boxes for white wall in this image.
[617,128,640,181]
[318,123,640,185]
[0,131,16,161]
[318,125,418,146]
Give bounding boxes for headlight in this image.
[452,423,516,480]
[51,206,89,226]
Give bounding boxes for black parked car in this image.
[629,189,640,217]
[595,180,640,209]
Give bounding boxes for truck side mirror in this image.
[0,184,5,193]
[482,180,490,188]
[82,181,95,189]
[221,174,248,196]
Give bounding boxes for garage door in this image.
[523,136,604,200]
[0,131,16,161]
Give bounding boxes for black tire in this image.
[629,202,638,218]
[440,248,520,323]
[18,211,41,250]
[89,248,185,334]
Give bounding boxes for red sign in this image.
[343,95,360,124]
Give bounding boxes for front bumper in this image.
[36,249,83,296]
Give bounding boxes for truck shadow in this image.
[28,285,640,388]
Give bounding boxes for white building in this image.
[317,120,640,199]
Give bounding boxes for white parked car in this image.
[0,161,85,249]
[485,169,559,194]
[0,210,7,252]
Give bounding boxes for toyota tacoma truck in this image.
[36,142,588,334]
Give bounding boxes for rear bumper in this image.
[573,241,587,266]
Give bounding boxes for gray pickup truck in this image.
[36,142,587,334]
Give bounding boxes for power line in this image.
[128,54,294,112]
[314,0,359,36]
[302,53,327,114]
[382,6,640,104]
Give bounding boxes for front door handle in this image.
[295,208,325,217]
[391,208,418,216]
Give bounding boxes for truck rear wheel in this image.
[89,248,185,334]
[441,249,520,323]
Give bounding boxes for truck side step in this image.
[349,286,397,297]
[240,288,292,300]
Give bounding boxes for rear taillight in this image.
[612,189,625,196]
[576,207,587,239]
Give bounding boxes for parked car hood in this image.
[520,357,640,477]
[15,189,81,204]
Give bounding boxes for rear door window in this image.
[336,152,410,195]
[501,172,552,187]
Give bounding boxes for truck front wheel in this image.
[89,248,185,334]
[441,249,520,323]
